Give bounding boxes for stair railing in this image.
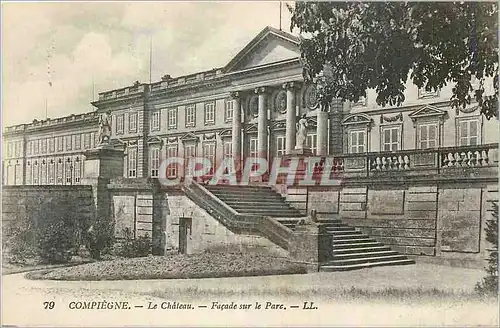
[182,180,259,232]
[182,179,300,250]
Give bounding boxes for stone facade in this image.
[3,26,498,185]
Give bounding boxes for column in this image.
[317,107,329,156]
[284,82,297,154]
[255,87,268,160]
[231,91,242,169]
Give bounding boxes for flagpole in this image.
[149,35,153,84]
[279,1,282,31]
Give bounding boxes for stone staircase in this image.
[204,185,303,217]
[278,217,415,271]
[201,185,415,271]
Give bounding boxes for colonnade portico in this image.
[230,82,330,167]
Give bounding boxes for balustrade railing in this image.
[317,143,497,178]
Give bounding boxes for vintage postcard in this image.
[2,1,499,327]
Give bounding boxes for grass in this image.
[25,252,307,281]
[2,259,93,275]
[145,285,497,303]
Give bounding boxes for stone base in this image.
[288,147,313,156]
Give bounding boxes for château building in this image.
[3,26,498,186]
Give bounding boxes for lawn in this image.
[26,252,307,280]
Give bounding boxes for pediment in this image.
[219,128,232,138]
[146,136,163,146]
[408,105,446,121]
[341,113,373,126]
[180,132,199,143]
[245,123,258,133]
[224,26,300,73]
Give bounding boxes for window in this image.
[128,147,137,178]
[249,137,258,171]
[417,123,438,149]
[48,138,55,153]
[65,159,72,184]
[151,111,160,131]
[204,102,215,125]
[48,160,55,184]
[65,135,72,151]
[223,141,232,158]
[33,161,39,185]
[94,132,99,147]
[167,145,178,178]
[185,105,196,127]
[276,136,286,156]
[74,158,81,184]
[56,159,63,184]
[40,139,47,154]
[84,133,91,149]
[168,108,177,130]
[382,126,401,151]
[184,144,196,176]
[57,136,63,151]
[458,118,479,146]
[7,143,13,157]
[41,160,47,184]
[418,88,439,99]
[306,133,318,155]
[225,100,234,122]
[203,142,216,174]
[74,134,81,150]
[116,114,124,135]
[150,148,160,178]
[349,130,366,153]
[129,112,137,132]
[26,141,32,156]
[26,162,32,185]
[14,141,21,157]
[33,140,39,154]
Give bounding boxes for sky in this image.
[2,1,294,127]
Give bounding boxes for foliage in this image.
[475,201,498,296]
[3,195,91,264]
[84,216,115,260]
[289,2,498,119]
[114,228,152,258]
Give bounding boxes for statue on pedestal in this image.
[98,111,112,145]
[295,114,308,150]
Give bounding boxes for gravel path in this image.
[2,263,498,327]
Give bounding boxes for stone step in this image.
[206,185,273,190]
[332,250,398,260]
[327,229,358,234]
[332,237,377,244]
[320,222,347,227]
[332,245,391,254]
[324,226,355,231]
[325,254,409,266]
[319,259,415,272]
[213,194,285,201]
[236,210,303,217]
[208,189,282,196]
[331,234,369,240]
[333,241,383,249]
[230,203,297,210]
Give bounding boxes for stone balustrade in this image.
[308,143,498,181]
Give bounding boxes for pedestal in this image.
[289,223,332,272]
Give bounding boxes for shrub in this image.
[475,201,499,296]
[3,194,91,265]
[114,228,152,258]
[84,218,115,260]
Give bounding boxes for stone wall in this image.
[2,185,94,242]
[307,182,499,266]
[163,192,287,257]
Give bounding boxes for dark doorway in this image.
[178,217,192,254]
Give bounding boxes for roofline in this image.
[223,26,300,73]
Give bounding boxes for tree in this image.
[289,2,498,119]
[475,201,498,296]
